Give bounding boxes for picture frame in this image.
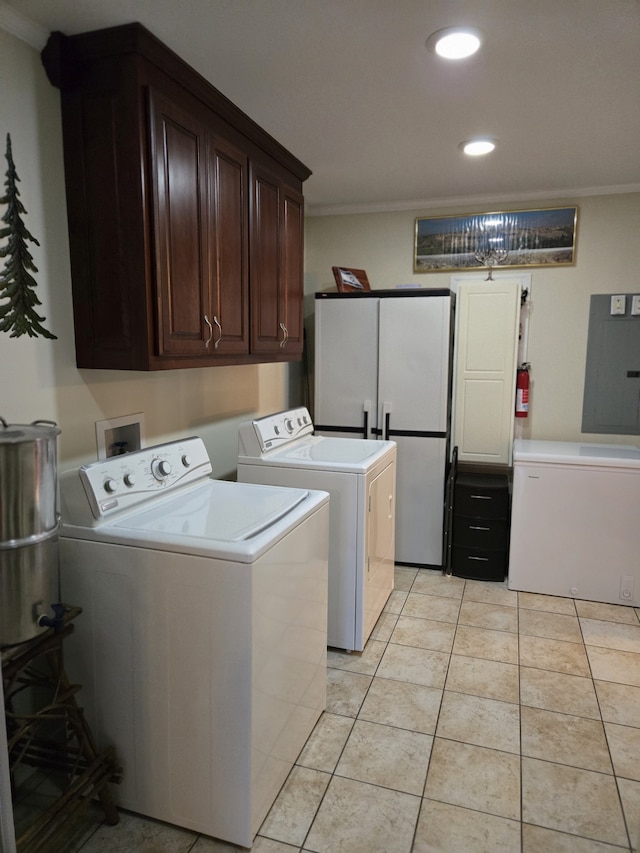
[413,206,578,273]
[332,266,371,292]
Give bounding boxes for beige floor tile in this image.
[518,592,577,616]
[463,580,518,607]
[595,679,640,727]
[394,566,418,591]
[521,706,612,773]
[576,599,639,624]
[617,778,640,851]
[402,592,461,623]
[250,839,300,853]
[580,618,640,654]
[195,836,296,852]
[325,668,372,717]
[521,757,628,846]
[358,675,442,734]
[296,712,354,773]
[522,823,629,852]
[586,646,640,687]
[458,599,518,633]
[327,639,386,675]
[410,571,465,599]
[520,666,601,719]
[436,691,520,753]
[390,615,456,653]
[414,799,521,853]
[452,623,519,664]
[519,633,590,676]
[75,810,197,852]
[424,738,520,821]
[383,589,408,614]
[335,719,432,795]
[519,609,582,643]
[445,653,520,703]
[259,765,330,847]
[604,721,640,781]
[376,642,450,688]
[304,775,420,853]
[368,610,398,642]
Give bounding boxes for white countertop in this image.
[513,438,640,468]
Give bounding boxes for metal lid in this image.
[0,418,61,443]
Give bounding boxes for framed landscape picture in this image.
[414,207,578,273]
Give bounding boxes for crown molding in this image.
[0,1,49,50]
[307,183,640,218]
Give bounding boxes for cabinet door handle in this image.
[470,494,492,500]
[212,315,222,349]
[469,525,491,531]
[468,555,489,562]
[279,322,288,348]
[204,315,213,349]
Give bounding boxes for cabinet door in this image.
[207,134,249,354]
[249,163,304,357]
[150,89,211,356]
[453,281,521,465]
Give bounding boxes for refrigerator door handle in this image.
[382,402,392,441]
[363,400,372,439]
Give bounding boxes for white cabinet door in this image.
[453,281,521,465]
[314,297,379,436]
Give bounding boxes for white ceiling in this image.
[3,0,640,215]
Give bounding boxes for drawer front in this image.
[453,516,509,549]
[454,487,509,519]
[451,545,508,581]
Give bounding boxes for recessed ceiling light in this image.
[426,27,483,60]
[459,138,498,156]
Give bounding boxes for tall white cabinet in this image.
[452,278,524,466]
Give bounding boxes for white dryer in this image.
[58,436,329,848]
[238,407,396,652]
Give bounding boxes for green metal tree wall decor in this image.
[0,133,56,339]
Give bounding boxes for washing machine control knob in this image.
[124,473,136,487]
[104,477,118,494]
[151,459,172,480]
[182,454,191,467]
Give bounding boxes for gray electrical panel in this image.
[582,293,640,435]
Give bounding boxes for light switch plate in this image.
[631,294,640,316]
[610,295,626,315]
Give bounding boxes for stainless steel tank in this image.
[0,418,61,645]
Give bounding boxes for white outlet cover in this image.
[610,294,626,315]
[631,294,640,316]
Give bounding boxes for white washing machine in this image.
[58,436,329,849]
[237,407,396,652]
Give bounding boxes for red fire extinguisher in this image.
[515,363,530,418]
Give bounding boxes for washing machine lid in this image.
[243,435,396,473]
[513,439,640,468]
[63,480,328,562]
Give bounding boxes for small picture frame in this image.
[332,266,371,293]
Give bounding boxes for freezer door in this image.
[314,297,379,435]
[378,296,452,434]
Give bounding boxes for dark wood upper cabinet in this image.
[41,23,311,370]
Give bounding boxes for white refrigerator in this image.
[314,290,454,567]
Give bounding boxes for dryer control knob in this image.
[182,454,191,467]
[285,418,294,433]
[151,459,172,480]
[104,477,118,494]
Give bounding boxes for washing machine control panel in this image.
[77,436,213,520]
[240,407,314,454]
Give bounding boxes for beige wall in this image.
[305,193,640,443]
[0,28,289,477]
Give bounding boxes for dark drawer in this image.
[452,545,508,581]
[453,516,509,549]
[454,474,509,519]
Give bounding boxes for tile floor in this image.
[24,568,640,851]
